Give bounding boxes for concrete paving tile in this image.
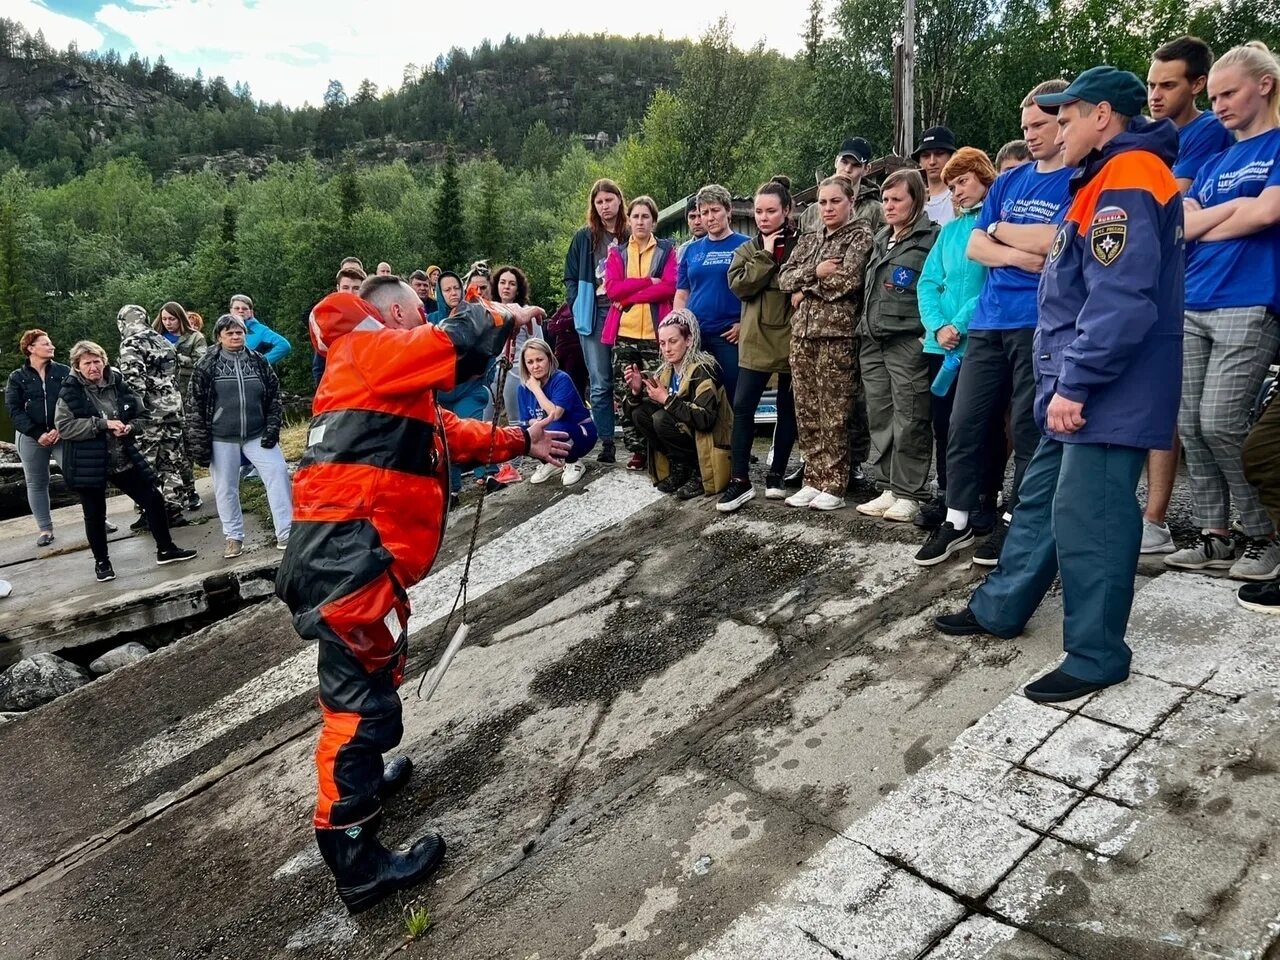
[912,747,1081,832]
[1204,638,1280,699]
[1092,737,1164,806]
[692,838,965,960]
[953,695,1070,765]
[846,774,1041,898]
[1052,796,1143,857]
[926,915,1078,959]
[1153,690,1257,748]
[1125,573,1274,688]
[990,823,1269,959]
[1023,715,1139,790]
[1077,674,1187,735]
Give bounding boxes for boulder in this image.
[90,642,151,676]
[0,654,92,711]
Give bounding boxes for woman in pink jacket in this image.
[603,195,678,470]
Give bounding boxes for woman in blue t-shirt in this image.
[1173,41,1280,581]
[675,183,749,402]
[518,338,598,488]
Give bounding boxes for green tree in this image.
[430,146,467,272]
[0,200,41,346]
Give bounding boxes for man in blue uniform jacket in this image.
[934,66,1185,703]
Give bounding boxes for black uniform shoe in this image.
[315,824,447,915]
[95,560,116,582]
[156,546,197,565]
[914,496,948,530]
[1237,580,1280,616]
[914,522,976,567]
[1024,668,1118,704]
[597,441,616,465]
[378,756,413,799]
[973,516,1009,567]
[655,463,692,494]
[717,478,755,513]
[676,474,705,500]
[934,607,995,636]
[784,462,805,489]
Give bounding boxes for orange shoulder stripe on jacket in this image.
[1067,150,1181,228]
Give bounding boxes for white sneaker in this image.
[530,462,562,484]
[765,483,786,500]
[786,485,822,508]
[561,461,587,486]
[809,492,846,511]
[856,490,897,517]
[1140,520,1175,555]
[883,497,920,523]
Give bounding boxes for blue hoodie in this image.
[1035,116,1183,451]
[244,317,292,365]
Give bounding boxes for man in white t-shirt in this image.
[915,126,959,226]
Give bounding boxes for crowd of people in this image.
[4,37,1279,655]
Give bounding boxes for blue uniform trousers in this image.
[969,437,1146,684]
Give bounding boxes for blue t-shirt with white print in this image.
[971,163,1073,330]
[1186,128,1280,312]
[676,232,749,335]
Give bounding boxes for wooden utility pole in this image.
[894,0,916,158]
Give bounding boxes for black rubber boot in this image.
[378,756,413,799]
[315,824,447,914]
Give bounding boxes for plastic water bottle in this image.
[931,352,961,397]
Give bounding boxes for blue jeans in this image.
[581,305,614,446]
[969,438,1146,684]
[703,331,740,406]
[545,418,598,462]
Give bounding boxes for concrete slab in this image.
[926,915,1079,959]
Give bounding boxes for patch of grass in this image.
[279,422,308,461]
[403,904,431,940]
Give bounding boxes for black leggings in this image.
[928,352,1009,501]
[76,468,174,562]
[732,369,796,480]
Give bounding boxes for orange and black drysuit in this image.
[277,291,528,830]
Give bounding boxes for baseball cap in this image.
[912,126,957,159]
[1034,66,1147,117]
[838,137,873,165]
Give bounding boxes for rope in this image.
[415,339,514,699]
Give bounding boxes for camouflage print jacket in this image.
[118,314,183,424]
[799,181,885,235]
[778,217,875,339]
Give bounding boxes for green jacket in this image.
[727,228,797,374]
[860,212,939,341]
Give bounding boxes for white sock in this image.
[947,509,969,531]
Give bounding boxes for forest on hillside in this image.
[0,1,1275,395]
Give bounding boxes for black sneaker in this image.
[764,474,786,500]
[156,546,197,565]
[971,497,998,536]
[716,478,755,513]
[914,522,976,567]
[1237,580,1280,616]
[676,474,705,500]
[973,515,1009,567]
[784,462,805,489]
[167,512,190,528]
[129,515,149,533]
[597,442,616,465]
[95,560,116,582]
[914,495,947,530]
[185,493,203,511]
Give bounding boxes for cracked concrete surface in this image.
[2,469,1279,960]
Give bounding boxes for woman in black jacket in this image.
[185,314,291,559]
[5,330,69,547]
[54,341,196,582]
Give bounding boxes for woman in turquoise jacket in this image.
[916,147,1006,533]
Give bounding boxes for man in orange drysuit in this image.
[277,275,568,913]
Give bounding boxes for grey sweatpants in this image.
[16,433,60,532]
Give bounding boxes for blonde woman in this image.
[621,310,732,499]
[518,338,597,486]
[1171,41,1280,580]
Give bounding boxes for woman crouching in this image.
[55,340,197,582]
[622,310,732,500]
[518,338,598,487]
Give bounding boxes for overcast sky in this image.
[11,0,810,107]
